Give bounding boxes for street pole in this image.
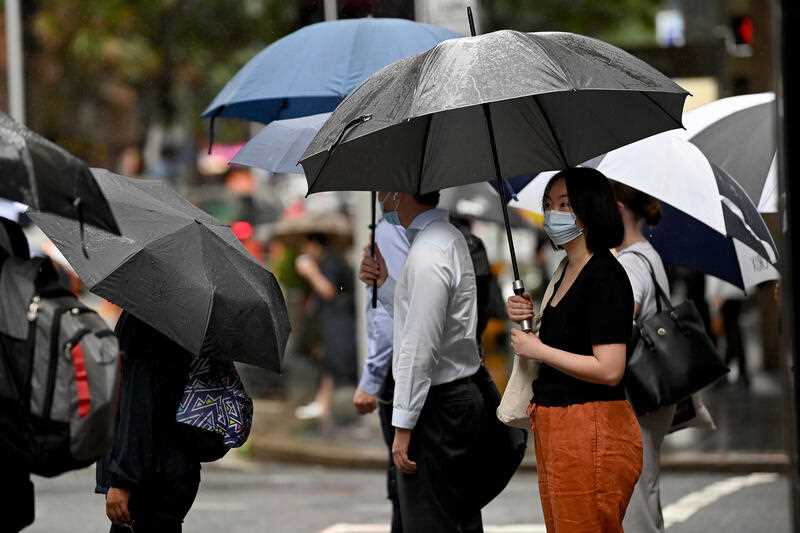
[324,0,337,21]
[5,0,25,123]
[777,0,800,528]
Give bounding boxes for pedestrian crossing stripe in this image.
[319,525,546,533]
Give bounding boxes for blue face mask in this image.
[381,193,402,226]
[543,210,583,247]
[383,210,401,226]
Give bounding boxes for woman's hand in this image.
[359,245,388,288]
[506,294,534,322]
[510,329,547,361]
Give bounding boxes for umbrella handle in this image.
[513,280,533,333]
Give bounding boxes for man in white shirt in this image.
[359,191,485,532]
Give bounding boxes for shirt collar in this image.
[406,208,449,244]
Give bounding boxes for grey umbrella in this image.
[440,182,533,228]
[301,14,687,329]
[29,169,291,371]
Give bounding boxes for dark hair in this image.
[306,232,330,247]
[612,182,662,226]
[414,191,440,207]
[543,168,624,252]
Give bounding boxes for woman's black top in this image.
[533,250,633,407]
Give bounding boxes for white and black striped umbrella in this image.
[508,131,779,289]
[683,92,777,213]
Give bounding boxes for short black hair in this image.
[414,191,440,207]
[547,168,624,252]
[306,232,330,247]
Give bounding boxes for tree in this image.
[482,0,661,47]
[25,0,300,169]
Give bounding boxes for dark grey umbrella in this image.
[28,169,290,371]
[0,113,120,235]
[301,15,687,330]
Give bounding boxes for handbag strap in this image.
[618,249,674,315]
[534,257,568,333]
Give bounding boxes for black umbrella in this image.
[28,169,291,371]
[301,10,687,330]
[0,113,120,235]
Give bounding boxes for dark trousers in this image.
[721,299,749,384]
[397,377,485,533]
[109,478,199,533]
[3,467,34,533]
[379,373,403,533]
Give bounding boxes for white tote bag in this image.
[497,258,567,429]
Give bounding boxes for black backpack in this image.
[0,257,121,477]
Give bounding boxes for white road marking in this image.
[663,472,780,528]
[320,473,780,533]
[319,525,546,533]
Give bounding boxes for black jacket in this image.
[96,312,199,493]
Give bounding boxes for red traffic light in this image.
[732,15,754,45]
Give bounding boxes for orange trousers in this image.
[529,400,643,533]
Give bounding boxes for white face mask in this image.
[543,210,583,247]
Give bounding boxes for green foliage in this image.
[27,0,300,162]
[483,0,661,46]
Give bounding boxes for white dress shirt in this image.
[360,220,410,396]
[377,208,481,429]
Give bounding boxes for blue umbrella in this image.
[203,18,459,128]
[231,113,331,174]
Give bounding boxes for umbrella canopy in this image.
[440,182,533,228]
[271,210,353,247]
[300,30,687,195]
[0,113,120,234]
[232,113,332,174]
[28,169,291,371]
[203,18,459,125]
[684,92,777,213]
[509,131,779,289]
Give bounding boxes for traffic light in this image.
[732,15,754,46]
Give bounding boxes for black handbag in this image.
[622,251,729,414]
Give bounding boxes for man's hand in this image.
[359,245,388,288]
[106,487,131,525]
[392,428,417,474]
[353,387,378,415]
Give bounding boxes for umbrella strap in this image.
[73,198,88,258]
[306,114,372,195]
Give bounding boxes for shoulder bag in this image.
[621,251,729,415]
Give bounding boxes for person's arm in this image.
[391,247,450,430]
[617,254,647,319]
[296,255,336,300]
[510,332,626,385]
[354,304,393,414]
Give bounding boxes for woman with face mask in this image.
[506,168,642,533]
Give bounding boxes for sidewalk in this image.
[243,371,791,474]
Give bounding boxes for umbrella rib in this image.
[416,114,433,195]
[306,114,372,196]
[532,95,570,168]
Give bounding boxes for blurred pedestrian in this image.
[613,183,675,533]
[295,233,357,420]
[0,217,35,533]
[707,276,750,387]
[96,312,200,533]
[359,192,487,532]
[506,169,642,533]
[354,218,410,532]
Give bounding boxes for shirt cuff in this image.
[392,406,421,429]
[376,277,397,315]
[358,371,385,396]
